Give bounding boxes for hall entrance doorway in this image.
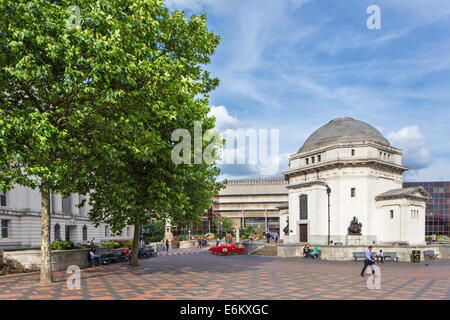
[299,224,308,243]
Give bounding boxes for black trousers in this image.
[361,259,375,275]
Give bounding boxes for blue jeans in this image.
[93,256,103,265]
[310,253,317,259]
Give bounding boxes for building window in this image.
[1,219,9,238]
[351,149,355,156]
[54,223,61,241]
[305,158,309,165]
[82,225,88,241]
[379,152,382,159]
[351,188,356,197]
[390,210,394,219]
[317,155,321,162]
[0,191,6,207]
[311,156,315,164]
[299,195,308,220]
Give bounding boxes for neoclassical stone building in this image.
[281,117,429,246]
[0,186,132,249]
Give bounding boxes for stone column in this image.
[164,219,173,243]
[52,194,63,214]
[70,193,80,216]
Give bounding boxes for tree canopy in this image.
[0,0,223,274]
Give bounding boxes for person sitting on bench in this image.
[376,249,384,263]
[302,244,310,258]
[89,248,103,266]
[310,246,319,259]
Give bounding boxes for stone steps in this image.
[251,245,278,256]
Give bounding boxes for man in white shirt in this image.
[360,246,375,277]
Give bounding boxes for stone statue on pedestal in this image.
[283,217,289,236]
[347,216,362,235]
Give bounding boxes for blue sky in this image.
[165,0,450,181]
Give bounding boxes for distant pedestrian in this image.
[376,249,384,263]
[165,239,169,252]
[216,238,220,246]
[198,238,202,248]
[432,234,437,242]
[274,232,279,244]
[266,232,271,244]
[361,246,375,277]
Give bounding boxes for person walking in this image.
[274,232,279,244]
[165,239,170,252]
[198,237,202,248]
[361,246,375,277]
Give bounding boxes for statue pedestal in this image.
[347,235,363,245]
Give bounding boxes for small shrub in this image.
[101,241,120,248]
[15,261,26,273]
[205,233,215,239]
[171,236,180,244]
[51,241,74,250]
[149,235,163,243]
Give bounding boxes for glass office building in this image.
[403,181,450,236]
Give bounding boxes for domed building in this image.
[281,117,430,246]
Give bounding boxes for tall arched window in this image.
[54,223,61,241]
[82,225,88,241]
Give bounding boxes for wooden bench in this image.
[424,250,439,259]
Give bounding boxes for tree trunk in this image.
[130,223,140,267]
[40,187,53,284]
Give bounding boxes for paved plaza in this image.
[1,248,449,300]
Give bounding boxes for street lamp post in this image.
[326,185,331,245]
[220,222,223,240]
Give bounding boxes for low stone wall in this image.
[2,247,122,272]
[277,243,450,262]
[238,241,267,254]
[151,242,165,252]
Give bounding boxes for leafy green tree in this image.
[56,0,224,266]
[215,216,235,236]
[0,0,118,283]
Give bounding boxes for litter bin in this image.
[411,250,421,263]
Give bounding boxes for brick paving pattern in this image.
[1,248,449,300]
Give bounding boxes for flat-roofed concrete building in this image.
[212,178,288,233]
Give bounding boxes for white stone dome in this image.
[299,117,390,153]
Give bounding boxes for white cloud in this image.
[289,0,313,9]
[164,0,203,11]
[404,158,450,182]
[387,126,432,170]
[208,106,239,130]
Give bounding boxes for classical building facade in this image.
[282,117,429,246]
[212,178,288,233]
[0,185,133,249]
